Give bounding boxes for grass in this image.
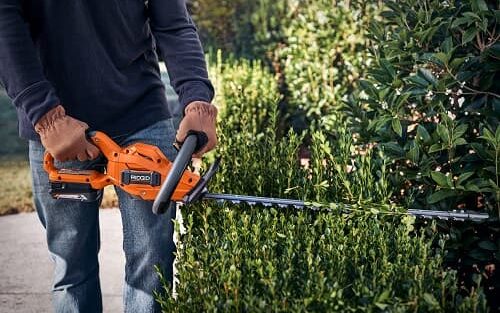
[0,158,33,215]
[0,157,119,216]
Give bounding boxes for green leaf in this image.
[450,57,466,70]
[451,17,471,29]
[428,190,457,203]
[462,28,478,45]
[485,43,500,60]
[454,138,468,146]
[471,0,489,12]
[392,118,403,137]
[441,37,454,54]
[463,12,482,20]
[377,289,391,302]
[359,79,378,98]
[437,124,450,144]
[380,59,396,78]
[431,171,453,187]
[423,293,439,307]
[434,52,449,66]
[428,144,445,153]
[453,124,468,139]
[468,248,490,261]
[457,172,475,186]
[478,240,497,251]
[375,303,389,310]
[417,125,431,143]
[465,178,492,192]
[407,75,430,88]
[407,144,420,162]
[480,128,496,144]
[380,142,405,158]
[418,68,437,85]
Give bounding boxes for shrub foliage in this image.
[352,0,499,215]
[155,58,486,312]
[163,0,499,310]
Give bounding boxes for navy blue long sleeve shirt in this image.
[0,0,214,140]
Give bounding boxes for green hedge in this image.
[351,0,499,215]
[345,0,499,307]
[277,0,380,133]
[158,206,485,312]
[155,57,486,312]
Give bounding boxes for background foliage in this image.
[350,0,499,215]
[192,0,380,133]
[346,0,500,304]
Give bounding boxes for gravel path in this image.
[0,210,125,313]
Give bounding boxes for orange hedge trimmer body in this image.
[44,131,200,202]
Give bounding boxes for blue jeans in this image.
[29,119,178,313]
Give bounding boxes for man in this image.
[0,0,217,312]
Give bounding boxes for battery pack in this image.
[49,182,103,202]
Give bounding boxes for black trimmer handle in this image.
[152,133,199,215]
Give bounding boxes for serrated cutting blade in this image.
[200,193,490,222]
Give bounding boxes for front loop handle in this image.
[152,134,198,214]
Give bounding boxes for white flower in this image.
[425,90,434,101]
[449,97,455,105]
[445,89,452,95]
[457,89,463,96]
[435,166,442,172]
[396,88,402,96]
[457,97,465,108]
[460,81,466,87]
[447,111,456,120]
[359,90,369,100]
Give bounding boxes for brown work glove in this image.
[34,105,100,162]
[175,101,218,158]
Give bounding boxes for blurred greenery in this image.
[0,90,28,157]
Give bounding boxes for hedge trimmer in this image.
[43,131,490,222]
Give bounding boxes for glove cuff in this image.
[34,105,66,134]
[184,101,217,116]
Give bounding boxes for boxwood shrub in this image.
[155,57,486,311]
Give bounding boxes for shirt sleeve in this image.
[0,0,60,126]
[147,0,214,108]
